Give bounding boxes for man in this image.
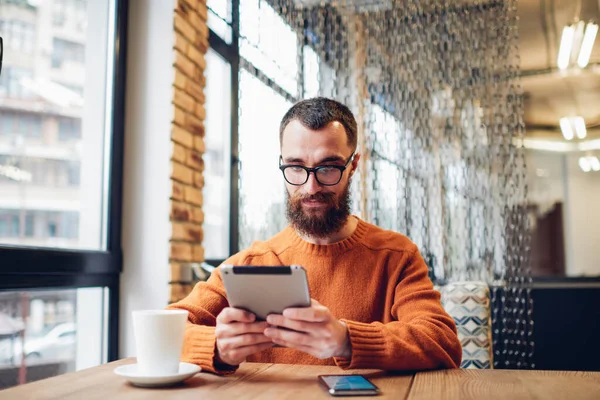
[168,97,462,374]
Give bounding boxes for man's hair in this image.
[279,97,358,151]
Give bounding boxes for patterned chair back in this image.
[436,281,493,369]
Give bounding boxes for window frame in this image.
[0,0,129,362]
[206,0,307,267]
[206,0,239,266]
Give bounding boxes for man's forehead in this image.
[282,121,348,145]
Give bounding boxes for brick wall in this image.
[169,0,209,303]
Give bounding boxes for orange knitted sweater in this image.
[167,218,462,374]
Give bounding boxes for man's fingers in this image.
[270,338,315,355]
[266,314,324,335]
[226,342,274,362]
[263,327,313,346]
[216,321,269,338]
[282,304,328,322]
[217,307,256,324]
[218,333,272,352]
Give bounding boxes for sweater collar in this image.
[282,216,369,257]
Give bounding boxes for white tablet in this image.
[220,265,311,320]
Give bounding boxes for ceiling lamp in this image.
[578,23,599,68]
[578,156,600,172]
[558,21,598,70]
[573,116,587,139]
[558,25,576,70]
[560,116,587,140]
[560,117,574,140]
[579,156,592,172]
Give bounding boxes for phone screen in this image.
[320,375,378,391]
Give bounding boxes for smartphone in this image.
[318,375,381,396]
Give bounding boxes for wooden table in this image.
[1,359,599,400]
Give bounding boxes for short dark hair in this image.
[279,97,358,151]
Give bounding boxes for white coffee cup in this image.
[132,310,188,376]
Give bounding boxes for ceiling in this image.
[518,0,600,141]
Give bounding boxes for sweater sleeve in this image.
[166,264,238,375]
[333,249,462,371]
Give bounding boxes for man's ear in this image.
[350,153,361,175]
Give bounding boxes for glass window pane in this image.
[303,45,320,99]
[207,0,231,22]
[203,49,231,259]
[0,0,115,250]
[0,287,107,390]
[207,0,232,44]
[238,70,292,248]
[240,0,298,97]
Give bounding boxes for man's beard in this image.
[285,182,352,238]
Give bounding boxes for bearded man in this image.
[168,97,462,374]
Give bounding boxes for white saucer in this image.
[114,362,201,388]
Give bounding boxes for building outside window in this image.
[0,0,125,389]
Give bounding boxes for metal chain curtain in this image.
[230,0,533,369]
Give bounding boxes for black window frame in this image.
[0,0,129,363]
[205,0,239,267]
[206,0,306,268]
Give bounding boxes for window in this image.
[10,215,18,237]
[240,0,298,96]
[203,49,231,260]
[53,0,68,26]
[0,20,35,54]
[0,0,126,389]
[58,118,81,141]
[206,0,312,257]
[25,214,34,237]
[0,288,107,389]
[1,2,107,250]
[0,68,33,99]
[67,161,81,186]
[207,0,232,44]
[0,112,27,136]
[238,70,292,249]
[17,114,42,138]
[303,46,320,99]
[52,38,85,68]
[48,221,57,237]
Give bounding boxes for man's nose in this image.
[303,172,322,195]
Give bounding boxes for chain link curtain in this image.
[229,0,533,369]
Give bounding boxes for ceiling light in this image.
[590,157,600,171]
[579,157,591,172]
[577,23,598,68]
[519,138,573,152]
[558,25,575,70]
[560,117,574,140]
[574,116,587,139]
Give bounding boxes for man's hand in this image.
[215,307,274,366]
[263,299,351,359]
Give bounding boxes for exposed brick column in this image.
[169,0,209,303]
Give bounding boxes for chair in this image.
[437,281,493,369]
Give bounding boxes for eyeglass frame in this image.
[278,152,356,186]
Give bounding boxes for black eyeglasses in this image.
[279,153,355,186]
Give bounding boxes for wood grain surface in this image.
[0,359,412,400]
[408,369,600,400]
